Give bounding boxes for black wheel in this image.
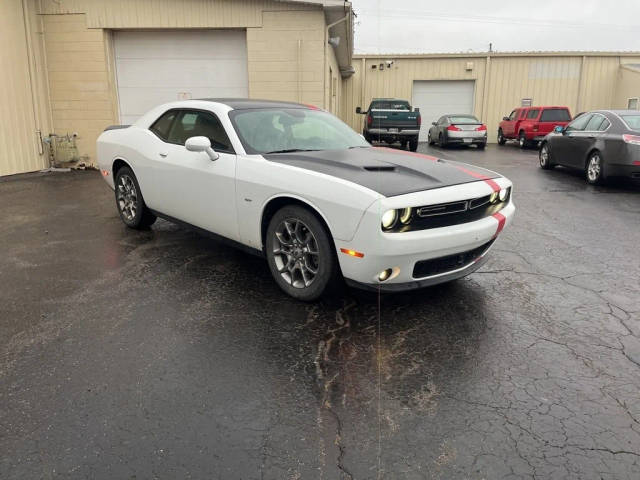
[409,137,418,152]
[539,143,554,170]
[439,133,447,148]
[428,132,435,146]
[114,166,157,229]
[497,129,506,145]
[363,131,372,143]
[585,151,605,185]
[518,131,528,149]
[477,143,486,150]
[265,205,340,301]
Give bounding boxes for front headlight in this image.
[498,188,508,202]
[381,209,398,229]
[399,207,412,224]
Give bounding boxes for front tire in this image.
[114,166,157,229]
[586,151,604,185]
[265,206,339,301]
[428,132,435,146]
[539,143,554,169]
[497,129,506,145]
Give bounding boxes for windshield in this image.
[230,108,370,154]
[449,115,479,124]
[370,101,410,111]
[621,114,640,130]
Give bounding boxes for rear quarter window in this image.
[621,114,640,130]
[527,109,540,119]
[150,110,178,140]
[540,109,571,122]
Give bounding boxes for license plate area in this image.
[388,128,399,133]
[463,138,472,143]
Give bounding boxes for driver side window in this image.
[566,113,594,132]
[167,110,234,153]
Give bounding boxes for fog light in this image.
[399,207,412,224]
[499,188,508,202]
[378,268,393,282]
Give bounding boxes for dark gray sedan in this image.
[539,110,640,184]
[428,114,487,149]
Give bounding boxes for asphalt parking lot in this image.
[1,143,640,479]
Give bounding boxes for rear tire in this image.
[409,137,418,152]
[439,133,447,148]
[497,129,506,145]
[477,143,486,150]
[585,151,605,185]
[519,131,528,149]
[265,205,340,301]
[114,166,157,229]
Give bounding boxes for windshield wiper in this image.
[264,148,318,154]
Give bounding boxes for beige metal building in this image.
[342,53,640,142]
[0,0,353,177]
[1,0,640,177]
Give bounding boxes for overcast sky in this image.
[353,0,640,54]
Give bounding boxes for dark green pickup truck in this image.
[356,98,421,151]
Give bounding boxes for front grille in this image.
[412,240,494,279]
[401,190,509,232]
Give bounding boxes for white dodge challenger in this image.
[97,99,515,300]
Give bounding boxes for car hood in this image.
[263,147,501,197]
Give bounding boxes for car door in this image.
[503,109,518,137]
[569,113,610,166]
[552,113,593,167]
[147,109,239,240]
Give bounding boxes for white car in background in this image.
[97,99,515,300]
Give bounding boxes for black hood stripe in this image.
[264,147,501,197]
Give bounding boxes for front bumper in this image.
[335,178,515,291]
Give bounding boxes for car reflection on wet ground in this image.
[1,144,639,479]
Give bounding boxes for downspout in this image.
[576,55,587,113]
[21,0,44,157]
[324,12,349,109]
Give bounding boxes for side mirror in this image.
[356,107,363,114]
[554,126,565,134]
[432,122,437,126]
[503,116,510,121]
[185,136,219,161]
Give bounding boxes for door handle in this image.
[159,152,168,158]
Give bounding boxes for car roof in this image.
[195,98,312,110]
[518,106,569,109]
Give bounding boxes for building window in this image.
[628,98,639,110]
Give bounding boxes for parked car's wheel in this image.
[428,132,435,146]
[477,143,486,150]
[497,129,506,145]
[585,151,604,185]
[409,137,418,152]
[363,131,371,143]
[518,131,528,149]
[539,143,555,170]
[114,166,157,229]
[265,205,339,301]
[439,133,447,148]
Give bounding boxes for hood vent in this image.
[364,165,396,172]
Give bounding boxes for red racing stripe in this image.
[493,212,506,236]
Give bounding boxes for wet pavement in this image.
[1,144,640,479]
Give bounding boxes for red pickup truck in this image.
[498,106,572,148]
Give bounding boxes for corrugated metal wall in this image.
[342,54,640,142]
[38,0,315,28]
[614,66,640,109]
[0,0,48,176]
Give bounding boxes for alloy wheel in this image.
[540,146,549,166]
[116,174,138,222]
[587,154,601,182]
[272,218,320,289]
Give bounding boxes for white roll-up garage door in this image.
[114,30,249,125]
[412,81,475,141]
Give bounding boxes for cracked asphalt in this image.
[1,144,639,479]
